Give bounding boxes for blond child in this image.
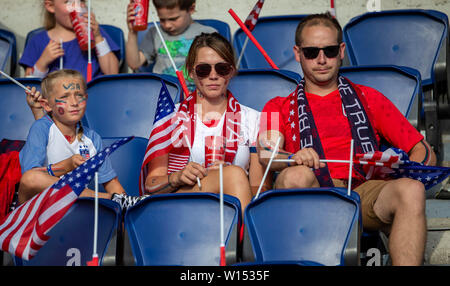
[16,70,133,210]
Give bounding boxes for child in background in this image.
[19,0,119,80]
[126,0,216,90]
[16,69,131,211]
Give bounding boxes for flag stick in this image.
[347,139,354,197]
[87,0,92,82]
[330,0,336,17]
[228,8,278,70]
[0,70,32,93]
[236,37,249,70]
[59,38,63,70]
[184,135,202,189]
[273,158,400,167]
[87,171,99,266]
[219,163,226,266]
[255,136,282,200]
[149,9,190,100]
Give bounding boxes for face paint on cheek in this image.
[57,107,65,115]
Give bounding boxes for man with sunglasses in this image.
[258,12,436,266]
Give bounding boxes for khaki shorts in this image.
[333,179,391,231]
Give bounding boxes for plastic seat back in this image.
[227,69,300,112]
[124,193,241,266]
[340,65,422,127]
[87,137,147,196]
[343,9,448,90]
[0,29,16,76]
[85,73,180,138]
[15,198,121,266]
[233,15,308,75]
[0,78,41,141]
[243,188,361,266]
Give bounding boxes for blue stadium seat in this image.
[343,10,449,162]
[98,24,126,72]
[136,19,232,73]
[0,28,17,76]
[24,25,125,72]
[0,78,41,141]
[242,188,361,266]
[227,69,300,112]
[124,193,241,266]
[87,137,147,196]
[14,198,121,266]
[84,73,181,139]
[340,65,422,126]
[233,15,308,75]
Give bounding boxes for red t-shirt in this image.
[261,84,424,180]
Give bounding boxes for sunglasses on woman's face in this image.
[300,45,341,59]
[194,63,233,78]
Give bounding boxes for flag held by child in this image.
[0,136,134,260]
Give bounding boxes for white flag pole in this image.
[0,70,32,93]
[219,163,226,266]
[236,37,249,70]
[255,136,282,200]
[347,139,354,197]
[184,135,202,189]
[59,38,63,70]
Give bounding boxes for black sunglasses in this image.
[194,63,233,78]
[301,45,341,59]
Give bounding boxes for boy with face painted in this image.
[16,70,127,210]
[125,0,216,90]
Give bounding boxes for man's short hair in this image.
[152,0,195,11]
[295,12,343,46]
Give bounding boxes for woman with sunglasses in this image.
[143,32,270,214]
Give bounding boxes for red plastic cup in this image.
[68,1,94,51]
[131,0,149,31]
[205,136,225,168]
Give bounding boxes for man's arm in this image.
[408,139,437,166]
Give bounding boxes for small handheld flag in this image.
[0,136,133,261]
[237,0,265,69]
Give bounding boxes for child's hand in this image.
[25,86,43,109]
[38,40,64,68]
[82,11,101,40]
[71,154,87,169]
[126,2,136,32]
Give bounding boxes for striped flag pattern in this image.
[360,147,450,190]
[244,0,265,31]
[139,81,178,195]
[0,136,133,260]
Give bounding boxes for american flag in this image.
[139,81,178,195]
[0,136,133,260]
[244,0,265,32]
[361,147,450,190]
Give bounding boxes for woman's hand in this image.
[171,162,207,187]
